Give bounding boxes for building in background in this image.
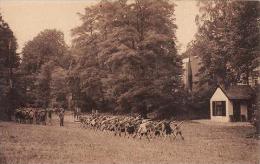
[210,85,254,122]
[182,55,201,92]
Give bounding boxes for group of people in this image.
[39,107,65,127]
[57,106,81,126]
[73,106,81,121]
[48,106,80,127]
[56,108,65,126]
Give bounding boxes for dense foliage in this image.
[1,0,258,120]
[70,0,183,117]
[20,29,71,108]
[187,0,260,88]
[0,13,21,120]
[183,0,260,116]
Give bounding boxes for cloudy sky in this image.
[0,0,199,53]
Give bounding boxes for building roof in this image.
[218,85,254,100]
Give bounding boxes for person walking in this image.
[173,121,184,140]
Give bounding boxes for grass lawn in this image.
[0,115,259,164]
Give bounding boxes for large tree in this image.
[182,1,260,117]
[71,0,183,117]
[0,13,21,119]
[192,0,260,88]
[21,29,69,108]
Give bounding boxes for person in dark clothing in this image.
[59,108,65,126]
[48,108,52,125]
[252,109,260,138]
[73,108,77,120]
[48,109,52,119]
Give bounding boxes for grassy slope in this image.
[0,116,259,164]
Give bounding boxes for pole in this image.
[7,39,13,120]
[8,40,13,89]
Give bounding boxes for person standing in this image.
[252,109,260,138]
[59,108,65,126]
[48,108,52,125]
[76,106,81,120]
[73,108,77,120]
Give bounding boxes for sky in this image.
[0,0,199,53]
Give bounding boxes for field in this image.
[0,114,259,164]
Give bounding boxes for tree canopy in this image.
[2,0,258,120]
[70,0,183,117]
[20,29,70,108]
[0,13,21,119]
[188,0,260,89]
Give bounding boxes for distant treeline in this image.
[0,0,259,120]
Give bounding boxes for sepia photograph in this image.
[0,0,259,164]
